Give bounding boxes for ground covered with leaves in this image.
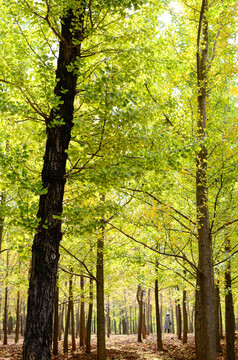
[0,333,236,360]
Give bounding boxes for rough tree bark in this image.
[195,1,216,359]
[22,4,84,359]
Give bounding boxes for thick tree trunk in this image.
[155,279,163,350]
[96,204,106,360]
[195,1,216,359]
[15,291,20,343]
[86,278,93,354]
[23,6,84,360]
[225,240,235,360]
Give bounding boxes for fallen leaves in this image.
[0,333,237,360]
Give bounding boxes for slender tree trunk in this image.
[3,252,8,345]
[63,278,73,354]
[155,279,163,350]
[195,2,216,359]
[15,291,20,343]
[71,298,76,351]
[63,300,70,353]
[147,289,150,336]
[215,281,222,352]
[225,239,235,360]
[150,304,153,334]
[59,303,64,341]
[137,285,143,343]
[97,198,106,360]
[76,304,80,338]
[176,299,182,340]
[23,6,84,359]
[86,277,93,354]
[182,290,188,344]
[53,281,59,355]
[160,292,163,330]
[0,193,5,252]
[80,275,86,347]
[142,304,146,339]
[106,296,110,338]
[135,305,137,333]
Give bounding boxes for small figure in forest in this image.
[164,311,171,333]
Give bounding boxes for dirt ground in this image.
[0,333,236,360]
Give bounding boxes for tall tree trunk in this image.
[155,279,163,350]
[215,281,222,352]
[15,291,20,343]
[137,285,143,343]
[63,277,73,354]
[195,1,216,359]
[147,289,150,336]
[3,252,8,345]
[176,298,182,340]
[53,280,59,355]
[150,304,153,334]
[106,296,110,338]
[97,197,106,360]
[86,277,93,354]
[59,303,64,341]
[225,239,235,360]
[80,275,86,347]
[71,298,76,351]
[0,193,4,252]
[23,5,84,359]
[142,304,146,339]
[76,304,80,338]
[182,290,188,344]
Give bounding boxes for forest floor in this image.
[0,333,236,360]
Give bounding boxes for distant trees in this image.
[0,0,237,359]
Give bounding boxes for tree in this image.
[23,2,85,358]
